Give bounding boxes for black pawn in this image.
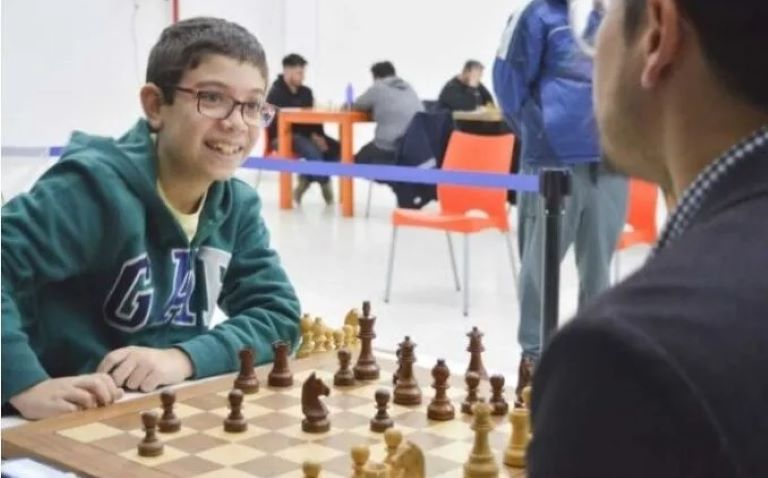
[158,389,181,433]
[334,348,355,386]
[370,389,394,432]
[461,371,481,414]
[489,374,509,416]
[224,389,248,432]
[137,410,164,457]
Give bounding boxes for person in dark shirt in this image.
[266,53,339,205]
[437,60,494,112]
[527,0,768,477]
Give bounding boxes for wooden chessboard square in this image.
[420,420,476,441]
[324,410,371,429]
[164,432,229,454]
[322,392,372,409]
[238,433,305,454]
[293,369,334,383]
[196,443,265,466]
[248,392,301,410]
[193,468,256,478]
[235,454,305,476]
[273,442,345,464]
[428,441,476,464]
[345,383,383,399]
[57,423,123,442]
[447,386,468,401]
[182,412,225,431]
[153,455,222,477]
[91,432,141,454]
[274,423,343,441]
[421,452,468,476]
[215,388,276,400]
[314,430,380,451]
[401,430,458,451]
[208,403,274,420]
[346,402,412,418]
[118,445,188,466]
[160,402,205,419]
[393,409,431,428]
[247,411,299,430]
[202,424,269,442]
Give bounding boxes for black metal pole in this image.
[539,168,572,350]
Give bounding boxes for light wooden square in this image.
[208,403,274,419]
[194,469,257,478]
[279,404,342,419]
[197,443,265,466]
[203,425,269,442]
[128,425,197,440]
[274,424,343,441]
[428,441,475,464]
[421,420,475,440]
[274,442,344,464]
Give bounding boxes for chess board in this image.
[2,352,527,478]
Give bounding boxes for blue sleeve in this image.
[583,9,603,44]
[492,8,546,135]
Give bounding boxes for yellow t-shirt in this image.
[157,181,205,242]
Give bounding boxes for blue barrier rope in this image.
[2,147,540,192]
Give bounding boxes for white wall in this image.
[2,0,525,149]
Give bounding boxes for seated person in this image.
[528,0,768,476]
[266,53,340,205]
[353,61,423,165]
[1,17,301,420]
[437,60,494,112]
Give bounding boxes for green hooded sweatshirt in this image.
[1,119,301,405]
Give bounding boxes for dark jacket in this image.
[266,75,324,141]
[437,77,494,112]
[529,145,768,477]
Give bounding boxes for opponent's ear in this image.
[140,83,165,131]
[640,0,683,89]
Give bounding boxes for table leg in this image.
[278,120,293,210]
[339,121,354,217]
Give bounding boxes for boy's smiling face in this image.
[145,54,266,183]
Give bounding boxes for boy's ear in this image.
[140,83,165,131]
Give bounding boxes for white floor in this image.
[238,170,652,379]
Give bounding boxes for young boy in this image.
[1,17,301,420]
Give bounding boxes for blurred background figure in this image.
[437,59,495,112]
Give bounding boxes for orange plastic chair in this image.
[383,131,517,316]
[613,178,659,279]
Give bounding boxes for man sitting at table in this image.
[266,53,340,205]
[437,60,495,112]
[353,61,423,165]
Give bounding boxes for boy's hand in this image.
[97,347,194,392]
[9,374,123,420]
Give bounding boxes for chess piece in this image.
[233,348,259,393]
[301,372,331,433]
[489,374,509,416]
[334,348,355,386]
[391,441,426,478]
[384,428,403,466]
[268,341,294,387]
[333,328,345,350]
[392,336,422,405]
[427,359,455,421]
[296,314,314,358]
[353,324,361,347]
[522,385,533,441]
[344,307,360,331]
[312,318,328,353]
[343,324,355,348]
[466,327,488,379]
[463,401,499,477]
[158,389,181,433]
[392,344,403,386]
[504,407,530,468]
[370,389,394,432]
[224,389,248,432]
[462,371,482,414]
[351,444,370,478]
[302,460,321,478]
[363,462,389,478]
[325,328,335,351]
[137,410,164,457]
[353,301,380,380]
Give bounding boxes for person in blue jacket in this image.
[493,0,628,404]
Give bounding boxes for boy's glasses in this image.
[173,86,276,127]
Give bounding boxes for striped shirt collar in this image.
[655,125,768,252]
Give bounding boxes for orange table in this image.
[277,108,372,217]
